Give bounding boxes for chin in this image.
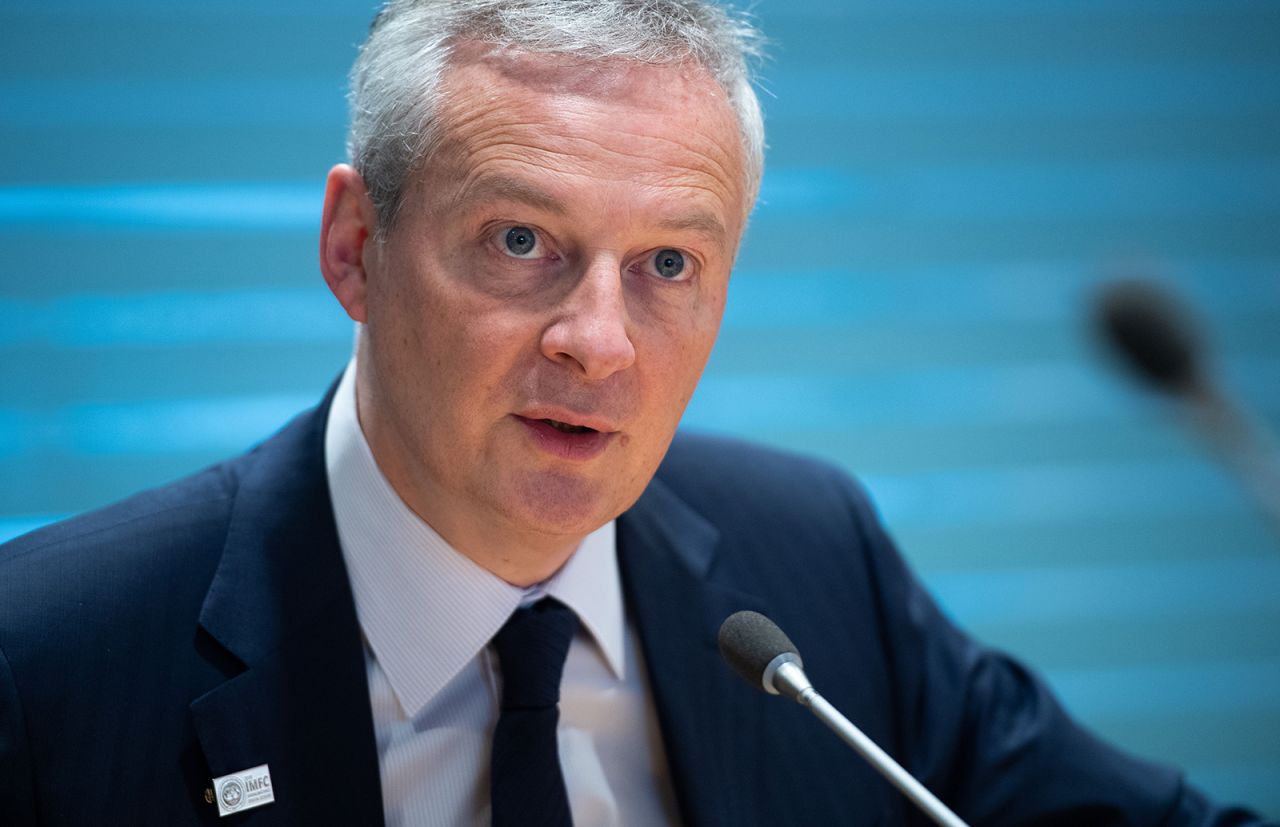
[510,470,627,536]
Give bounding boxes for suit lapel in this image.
[617,477,769,827]
[187,392,807,826]
[190,396,384,824]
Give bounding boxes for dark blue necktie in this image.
[490,597,578,827]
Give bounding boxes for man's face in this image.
[355,48,748,565]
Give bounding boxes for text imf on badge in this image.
[212,764,275,817]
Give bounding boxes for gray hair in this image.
[347,0,766,234]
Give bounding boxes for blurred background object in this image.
[2,0,1278,814]
[1094,278,1280,536]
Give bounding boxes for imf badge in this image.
[211,764,275,817]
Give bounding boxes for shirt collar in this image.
[529,520,624,681]
[324,359,625,719]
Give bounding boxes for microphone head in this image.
[718,610,802,693]
[1093,279,1205,396]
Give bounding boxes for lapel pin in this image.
[211,764,275,817]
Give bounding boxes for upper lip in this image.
[515,407,620,433]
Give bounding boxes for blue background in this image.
[2,0,1278,814]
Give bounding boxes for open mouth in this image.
[517,414,613,460]
[541,418,596,434]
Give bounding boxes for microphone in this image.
[1094,279,1203,396]
[718,611,970,827]
[1093,279,1280,538]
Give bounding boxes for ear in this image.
[319,164,379,323]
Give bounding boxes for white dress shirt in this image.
[324,360,681,826]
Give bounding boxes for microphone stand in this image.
[773,661,970,827]
[1185,382,1280,539]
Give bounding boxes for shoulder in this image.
[1,454,245,565]
[0,388,332,625]
[4,459,240,554]
[649,431,893,609]
[655,430,876,530]
[0,455,247,636]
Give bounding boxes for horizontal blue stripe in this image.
[685,362,1280,432]
[773,0,1279,16]
[862,459,1265,528]
[927,557,1280,628]
[4,160,1280,228]
[0,79,344,128]
[7,0,372,13]
[689,367,1125,429]
[4,61,1278,130]
[0,395,315,457]
[64,394,318,455]
[753,160,1280,220]
[725,263,1280,327]
[0,182,322,230]
[763,63,1280,119]
[1044,659,1280,719]
[3,260,1278,346]
[0,289,347,347]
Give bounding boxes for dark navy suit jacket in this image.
[0,389,1265,826]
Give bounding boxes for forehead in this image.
[417,45,748,228]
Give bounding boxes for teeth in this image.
[542,418,594,434]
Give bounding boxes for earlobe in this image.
[319,164,378,323]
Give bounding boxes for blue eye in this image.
[653,249,685,279]
[504,226,537,257]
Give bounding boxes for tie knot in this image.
[492,597,578,710]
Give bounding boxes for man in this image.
[0,1,1268,825]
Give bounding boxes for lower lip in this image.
[515,416,615,461]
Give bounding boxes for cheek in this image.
[436,301,548,411]
[629,279,720,344]
[675,320,722,402]
[657,297,722,360]
[638,324,718,416]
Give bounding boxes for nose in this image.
[540,255,637,381]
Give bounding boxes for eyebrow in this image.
[657,211,728,245]
[455,174,566,215]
